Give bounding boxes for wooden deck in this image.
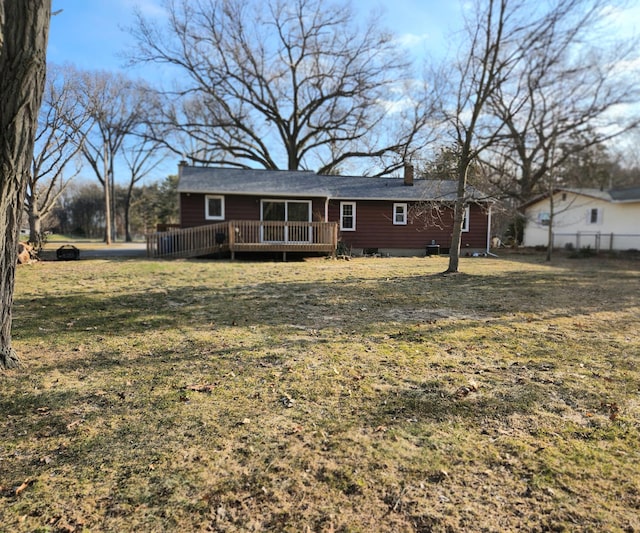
[146,220,338,260]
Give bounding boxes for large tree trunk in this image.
[0,0,51,369]
[124,183,133,242]
[103,150,112,244]
[28,205,42,246]
[445,156,470,274]
[545,192,555,262]
[446,196,466,273]
[103,180,112,244]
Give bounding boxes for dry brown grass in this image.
[1,253,639,532]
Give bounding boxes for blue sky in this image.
[47,0,460,75]
[46,0,640,177]
[46,0,462,180]
[47,0,640,78]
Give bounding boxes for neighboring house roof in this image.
[521,186,640,208]
[178,165,490,202]
[609,186,640,202]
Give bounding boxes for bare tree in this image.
[73,68,149,244]
[444,0,526,273]
[130,0,434,174]
[441,0,640,272]
[26,64,90,249]
[0,0,51,369]
[484,0,640,204]
[121,135,166,241]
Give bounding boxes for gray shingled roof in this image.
[609,186,640,202]
[177,166,489,202]
[520,185,640,208]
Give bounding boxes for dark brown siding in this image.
[180,193,489,250]
[328,200,488,250]
[462,204,490,249]
[180,193,326,228]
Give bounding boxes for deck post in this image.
[229,221,235,260]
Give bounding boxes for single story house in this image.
[521,186,640,251]
[148,163,493,259]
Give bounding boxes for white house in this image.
[521,186,640,251]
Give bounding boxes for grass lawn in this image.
[1,253,639,532]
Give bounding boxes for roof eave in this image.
[178,189,330,198]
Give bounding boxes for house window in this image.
[393,203,407,225]
[587,208,602,224]
[340,202,356,231]
[205,195,225,220]
[538,212,550,226]
[462,205,470,232]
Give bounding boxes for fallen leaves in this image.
[15,477,35,496]
[453,380,479,399]
[184,383,215,393]
[281,394,295,408]
[66,419,83,430]
[602,401,620,421]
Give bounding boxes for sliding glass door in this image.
[261,200,312,242]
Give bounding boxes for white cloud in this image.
[600,3,640,37]
[379,96,415,114]
[126,0,167,19]
[396,32,431,49]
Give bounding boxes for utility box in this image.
[426,244,440,256]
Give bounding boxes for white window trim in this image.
[259,199,312,222]
[462,205,470,232]
[340,201,356,231]
[205,195,225,220]
[393,203,408,225]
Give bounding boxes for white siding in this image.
[523,191,640,250]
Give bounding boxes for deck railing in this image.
[146,220,338,259]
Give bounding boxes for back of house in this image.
[170,164,493,258]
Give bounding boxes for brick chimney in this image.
[403,163,414,186]
[178,159,188,178]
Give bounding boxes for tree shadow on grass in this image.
[373,378,547,425]
[11,264,639,380]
